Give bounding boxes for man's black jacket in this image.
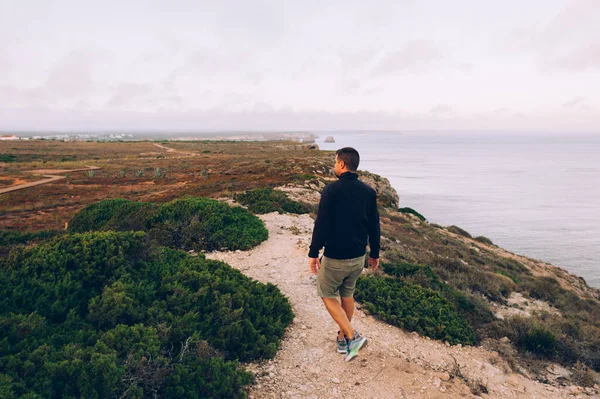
[308,171,380,260]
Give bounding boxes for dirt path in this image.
[0,166,101,196]
[207,213,574,399]
[152,142,198,157]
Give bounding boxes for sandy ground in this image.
[207,212,586,399]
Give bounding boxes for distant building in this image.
[0,135,19,140]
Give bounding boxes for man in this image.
[308,147,380,362]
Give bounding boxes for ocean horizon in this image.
[317,131,600,288]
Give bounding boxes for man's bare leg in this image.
[338,296,354,339]
[321,297,355,340]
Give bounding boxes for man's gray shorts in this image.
[316,254,365,298]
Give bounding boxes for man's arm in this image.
[367,191,380,262]
[308,186,330,259]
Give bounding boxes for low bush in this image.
[0,230,58,257]
[69,198,154,233]
[474,235,494,245]
[446,225,472,239]
[234,187,308,215]
[68,197,268,252]
[0,230,58,247]
[0,231,293,397]
[428,257,514,303]
[0,154,16,162]
[491,317,559,357]
[398,207,426,221]
[382,261,495,334]
[355,274,475,345]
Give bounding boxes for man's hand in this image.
[308,257,321,275]
[368,257,379,270]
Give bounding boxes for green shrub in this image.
[0,231,292,397]
[69,198,154,233]
[0,230,58,247]
[355,274,475,345]
[446,225,472,239]
[523,276,562,303]
[68,197,268,252]
[234,188,308,215]
[492,317,559,357]
[398,207,426,221]
[522,326,557,356]
[0,154,16,162]
[0,230,58,257]
[382,260,495,333]
[474,235,494,245]
[292,174,316,181]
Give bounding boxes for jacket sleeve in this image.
[308,186,330,258]
[367,191,381,259]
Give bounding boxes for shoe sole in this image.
[337,348,347,354]
[344,337,368,361]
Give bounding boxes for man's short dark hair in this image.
[336,147,360,171]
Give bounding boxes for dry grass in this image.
[0,140,330,230]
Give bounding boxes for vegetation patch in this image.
[0,154,17,162]
[355,274,475,345]
[381,260,495,335]
[474,235,494,245]
[68,197,268,252]
[0,230,58,257]
[398,207,426,221]
[0,231,294,398]
[234,187,309,215]
[446,225,473,239]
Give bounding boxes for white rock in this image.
[331,378,341,384]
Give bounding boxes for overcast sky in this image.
[1,0,599,132]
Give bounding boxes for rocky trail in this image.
[207,212,583,399]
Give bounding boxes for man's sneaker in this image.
[336,331,347,354]
[344,330,368,362]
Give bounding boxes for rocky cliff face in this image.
[359,170,400,209]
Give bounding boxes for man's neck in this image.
[338,170,357,178]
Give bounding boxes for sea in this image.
[315,131,600,288]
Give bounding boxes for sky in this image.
[0,0,599,132]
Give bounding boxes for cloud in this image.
[338,49,377,72]
[370,40,442,76]
[552,42,600,71]
[104,83,151,109]
[0,85,53,108]
[564,96,587,108]
[44,48,108,99]
[504,0,600,71]
[563,96,592,111]
[430,104,453,114]
[104,78,183,111]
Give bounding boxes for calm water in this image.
[316,132,600,288]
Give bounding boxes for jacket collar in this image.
[338,171,358,180]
